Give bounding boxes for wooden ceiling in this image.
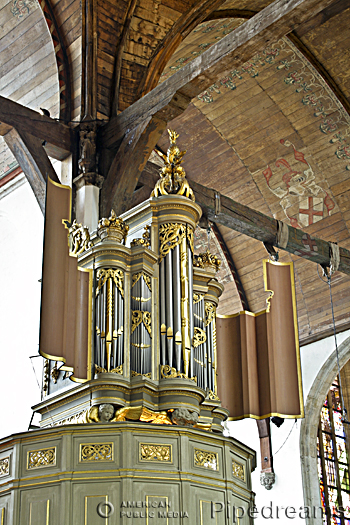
[1,0,350,345]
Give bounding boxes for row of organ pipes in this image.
[92,217,220,396]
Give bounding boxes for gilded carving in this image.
[69,219,93,255]
[187,226,194,253]
[194,250,221,271]
[27,447,56,469]
[193,327,206,348]
[43,359,49,395]
[0,457,9,477]
[96,268,124,298]
[194,449,218,471]
[205,302,216,327]
[132,272,152,291]
[97,209,129,243]
[131,310,151,336]
[50,361,60,384]
[159,223,186,261]
[131,225,151,248]
[208,390,220,401]
[151,129,195,201]
[140,444,172,462]
[232,460,245,481]
[160,365,197,383]
[80,443,113,462]
[131,370,152,378]
[95,364,123,375]
[193,293,204,304]
[113,406,172,424]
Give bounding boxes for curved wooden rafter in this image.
[38,0,72,123]
[136,0,227,98]
[110,0,138,118]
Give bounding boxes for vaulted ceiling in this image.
[1,0,350,345]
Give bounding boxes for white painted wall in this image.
[0,180,44,437]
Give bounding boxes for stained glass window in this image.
[318,378,350,525]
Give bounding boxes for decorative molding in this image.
[0,457,10,477]
[139,443,172,462]
[194,449,218,471]
[80,443,114,462]
[27,447,56,469]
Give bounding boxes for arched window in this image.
[317,377,350,524]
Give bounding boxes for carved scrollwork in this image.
[97,209,129,243]
[194,250,221,271]
[205,302,216,327]
[69,219,93,255]
[96,268,124,298]
[132,271,152,291]
[160,365,197,383]
[159,223,186,261]
[27,448,56,469]
[194,449,218,471]
[192,327,206,348]
[140,444,172,462]
[80,444,113,462]
[131,310,151,336]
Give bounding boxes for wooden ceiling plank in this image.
[100,0,336,149]
[0,96,74,158]
[3,128,59,214]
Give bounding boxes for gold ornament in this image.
[232,460,245,481]
[27,448,56,469]
[205,302,216,327]
[97,209,129,243]
[159,223,186,261]
[151,129,195,201]
[194,449,218,470]
[194,250,221,271]
[132,271,152,291]
[80,444,113,462]
[192,327,206,349]
[140,444,172,462]
[131,225,151,248]
[69,219,93,255]
[96,268,124,298]
[131,310,151,336]
[160,365,197,383]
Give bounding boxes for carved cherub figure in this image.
[98,403,115,422]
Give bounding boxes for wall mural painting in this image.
[263,139,335,229]
[11,0,37,19]
[195,38,350,172]
[159,19,244,83]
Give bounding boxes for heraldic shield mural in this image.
[262,139,337,229]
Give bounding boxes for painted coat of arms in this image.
[263,139,335,228]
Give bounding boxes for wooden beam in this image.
[211,222,250,311]
[0,96,74,158]
[139,162,350,275]
[4,128,60,214]
[100,116,167,217]
[100,0,335,150]
[256,419,274,474]
[137,0,227,97]
[110,0,138,117]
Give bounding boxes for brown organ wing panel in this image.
[39,177,92,382]
[216,259,303,420]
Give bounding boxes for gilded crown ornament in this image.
[97,209,129,243]
[151,129,195,201]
